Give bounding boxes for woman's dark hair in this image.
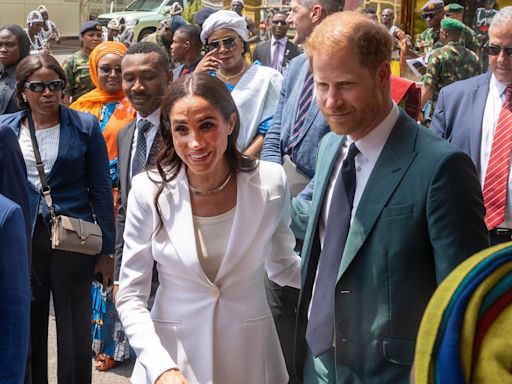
[0,24,31,66]
[15,53,66,109]
[153,72,256,229]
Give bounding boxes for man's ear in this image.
[311,4,324,24]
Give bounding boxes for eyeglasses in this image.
[272,20,287,26]
[208,37,238,51]
[98,65,122,76]
[24,79,65,92]
[422,12,440,20]
[485,44,512,56]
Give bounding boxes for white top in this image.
[193,207,236,282]
[231,64,282,151]
[320,103,399,246]
[130,107,160,178]
[480,74,512,228]
[18,123,60,189]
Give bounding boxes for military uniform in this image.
[473,7,498,71]
[416,27,443,56]
[62,50,94,103]
[423,41,480,107]
[461,24,479,52]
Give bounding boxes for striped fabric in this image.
[482,86,512,230]
[286,71,314,154]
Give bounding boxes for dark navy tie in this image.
[306,142,359,357]
[131,119,151,177]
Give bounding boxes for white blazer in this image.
[116,161,301,384]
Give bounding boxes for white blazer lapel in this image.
[158,167,212,284]
[215,170,269,282]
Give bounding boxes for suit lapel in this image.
[215,169,268,282]
[159,167,213,284]
[469,73,491,169]
[338,113,419,280]
[119,120,136,195]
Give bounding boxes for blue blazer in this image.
[292,111,489,383]
[261,54,330,179]
[0,194,30,384]
[430,72,492,175]
[0,107,115,255]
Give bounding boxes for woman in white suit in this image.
[116,72,301,384]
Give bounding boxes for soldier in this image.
[420,18,480,121]
[416,0,445,57]
[61,20,102,104]
[142,15,186,64]
[444,3,479,53]
[473,0,498,71]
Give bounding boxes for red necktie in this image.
[483,86,512,230]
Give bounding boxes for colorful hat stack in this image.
[414,242,512,384]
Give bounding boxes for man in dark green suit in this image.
[291,12,490,384]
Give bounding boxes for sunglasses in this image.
[272,20,287,26]
[422,12,440,20]
[485,44,512,56]
[98,65,122,76]
[24,79,65,92]
[208,37,238,52]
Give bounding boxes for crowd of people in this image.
[1,1,512,384]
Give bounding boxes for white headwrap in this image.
[200,10,249,44]
[37,5,48,13]
[27,10,44,25]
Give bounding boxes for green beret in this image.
[444,3,464,13]
[441,18,464,31]
[422,0,445,12]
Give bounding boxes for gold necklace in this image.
[217,62,247,81]
[189,172,232,196]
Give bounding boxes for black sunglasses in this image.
[24,79,65,92]
[272,20,287,26]
[208,37,238,52]
[422,12,440,20]
[485,44,512,56]
[98,65,122,76]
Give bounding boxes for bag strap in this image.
[27,114,56,220]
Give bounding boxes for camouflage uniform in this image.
[416,28,443,56]
[142,32,175,68]
[422,41,480,107]
[461,24,479,53]
[62,50,94,103]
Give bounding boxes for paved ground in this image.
[47,299,134,383]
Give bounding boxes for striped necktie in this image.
[483,86,512,230]
[286,71,314,155]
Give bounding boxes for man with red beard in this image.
[291,11,489,383]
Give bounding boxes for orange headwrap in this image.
[70,41,128,116]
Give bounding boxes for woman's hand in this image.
[94,255,114,290]
[195,49,222,73]
[155,369,189,384]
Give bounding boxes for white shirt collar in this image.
[271,35,288,46]
[137,107,161,128]
[490,74,508,99]
[348,102,400,164]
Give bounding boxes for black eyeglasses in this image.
[24,79,65,92]
[485,44,512,56]
[422,12,440,20]
[98,65,122,76]
[272,20,287,26]
[208,37,238,51]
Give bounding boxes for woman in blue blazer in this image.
[0,53,115,384]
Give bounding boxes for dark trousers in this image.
[30,216,96,384]
[265,276,300,384]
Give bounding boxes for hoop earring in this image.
[22,94,27,102]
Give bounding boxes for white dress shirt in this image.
[480,75,512,228]
[129,107,160,179]
[319,103,400,246]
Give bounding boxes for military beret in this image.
[422,0,445,12]
[80,20,102,35]
[441,17,464,31]
[444,3,464,13]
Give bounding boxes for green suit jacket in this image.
[292,110,489,384]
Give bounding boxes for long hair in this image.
[153,72,256,231]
